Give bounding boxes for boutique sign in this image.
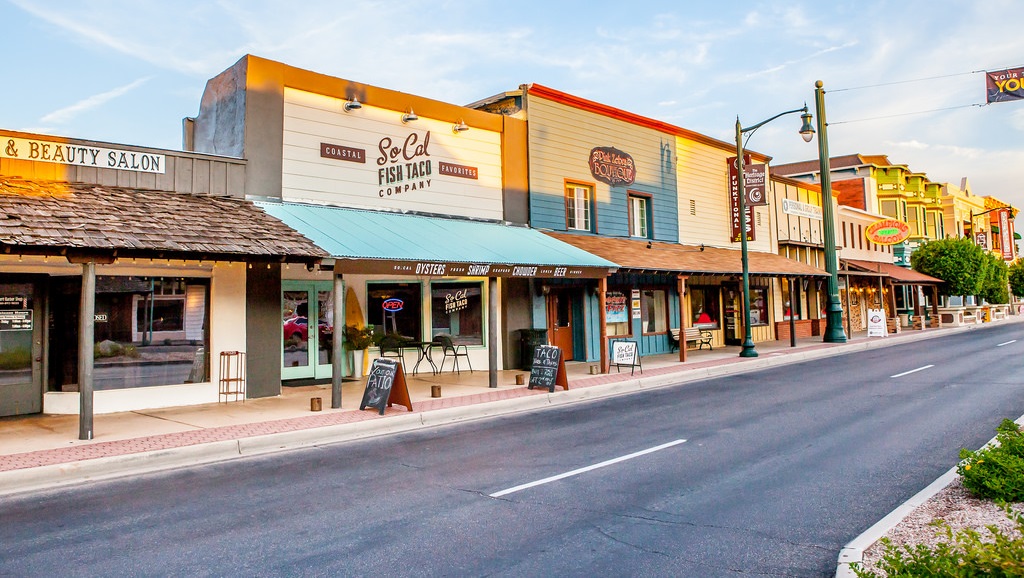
[589,147,635,186]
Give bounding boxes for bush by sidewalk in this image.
[853,419,1024,577]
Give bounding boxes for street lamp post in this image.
[735,106,815,357]
[814,80,848,343]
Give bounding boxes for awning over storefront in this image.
[0,178,328,263]
[545,232,830,277]
[257,201,619,278]
[843,259,943,284]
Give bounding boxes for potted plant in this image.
[343,324,375,377]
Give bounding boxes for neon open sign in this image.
[382,298,404,312]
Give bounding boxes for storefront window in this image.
[367,282,422,339]
[641,289,667,333]
[88,276,209,391]
[781,281,802,320]
[690,286,720,328]
[749,286,769,326]
[431,281,483,346]
[605,289,630,336]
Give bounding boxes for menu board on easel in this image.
[359,358,413,415]
[527,345,568,393]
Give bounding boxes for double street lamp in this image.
[735,105,815,357]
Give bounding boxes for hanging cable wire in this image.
[829,103,988,126]
[830,70,980,93]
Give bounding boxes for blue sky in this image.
[5,1,1024,207]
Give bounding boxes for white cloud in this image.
[40,77,153,124]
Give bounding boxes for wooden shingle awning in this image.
[545,232,830,277]
[0,178,328,264]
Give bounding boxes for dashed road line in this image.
[890,365,934,378]
[490,439,687,498]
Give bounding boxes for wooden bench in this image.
[669,327,713,351]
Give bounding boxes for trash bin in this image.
[519,329,549,370]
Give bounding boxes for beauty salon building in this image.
[0,129,327,426]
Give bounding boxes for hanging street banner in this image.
[999,209,1014,260]
[986,67,1024,103]
[727,155,756,242]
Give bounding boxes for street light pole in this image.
[814,80,848,343]
[736,105,815,358]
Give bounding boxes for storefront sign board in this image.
[865,219,911,245]
[1,136,165,174]
[359,358,413,415]
[528,345,568,393]
[867,309,886,338]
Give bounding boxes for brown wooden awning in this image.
[0,178,328,263]
[546,232,830,277]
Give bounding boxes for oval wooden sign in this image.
[865,219,911,245]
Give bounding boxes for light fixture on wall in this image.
[401,108,418,123]
[452,119,469,133]
[343,97,362,112]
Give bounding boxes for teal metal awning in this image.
[257,201,618,278]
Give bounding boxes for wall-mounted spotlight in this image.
[401,108,418,123]
[452,119,469,133]
[344,97,362,112]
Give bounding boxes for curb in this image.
[834,415,1024,576]
[0,319,1006,499]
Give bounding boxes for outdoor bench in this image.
[669,327,713,351]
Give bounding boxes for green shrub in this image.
[852,506,1024,577]
[958,419,1024,502]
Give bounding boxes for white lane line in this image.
[489,439,687,498]
[890,365,934,378]
[997,340,1017,347]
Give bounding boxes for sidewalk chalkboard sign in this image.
[527,345,568,393]
[611,340,642,375]
[359,358,413,415]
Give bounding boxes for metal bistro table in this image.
[401,340,439,375]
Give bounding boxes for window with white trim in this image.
[565,184,593,231]
[628,194,651,238]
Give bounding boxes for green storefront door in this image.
[0,279,43,416]
[281,281,335,381]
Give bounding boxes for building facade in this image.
[0,129,327,424]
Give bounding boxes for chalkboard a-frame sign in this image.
[527,345,569,393]
[359,358,414,415]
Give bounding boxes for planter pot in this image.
[350,350,365,378]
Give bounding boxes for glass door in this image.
[0,279,43,416]
[282,281,334,380]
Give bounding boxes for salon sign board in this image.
[2,136,165,173]
[865,219,911,246]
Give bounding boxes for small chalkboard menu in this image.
[527,345,568,393]
[359,358,413,415]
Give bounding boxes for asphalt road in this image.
[2,324,1023,577]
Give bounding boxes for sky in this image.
[5,0,1024,207]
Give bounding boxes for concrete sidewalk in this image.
[0,319,1014,496]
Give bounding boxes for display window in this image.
[641,289,667,334]
[690,286,720,329]
[80,276,209,390]
[430,281,483,346]
[367,282,422,339]
[605,289,630,336]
